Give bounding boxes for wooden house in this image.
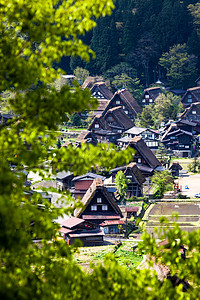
[125,206,139,218]
[74,178,123,233]
[88,106,134,136]
[75,130,97,146]
[90,81,113,100]
[71,173,106,200]
[169,162,182,177]
[56,171,74,191]
[117,126,160,152]
[92,129,121,144]
[180,103,200,134]
[127,136,162,177]
[141,87,164,106]
[81,80,113,118]
[110,162,145,197]
[58,217,104,245]
[181,87,200,108]
[103,89,142,122]
[161,121,194,157]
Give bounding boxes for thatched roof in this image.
[128,136,161,169]
[90,82,113,100]
[74,178,122,218]
[142,87,164,101]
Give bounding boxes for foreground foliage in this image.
[1,1,200,299]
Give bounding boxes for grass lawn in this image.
[74,241,142,270]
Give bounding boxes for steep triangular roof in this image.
[106,106,134,130]
[126,162,146,185]
[142,87,164,101]
[88,106,134,131]
[74,178,122,218]
[90,82,113,100]
[180,102,200,120]
[104,89,142,117]
[76,130,97,145]
[128,136,161,169]
[181,87,200,103]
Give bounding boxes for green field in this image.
[74,241,142,270]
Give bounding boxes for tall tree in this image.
[159,43,198,88]
[115,171,130,203]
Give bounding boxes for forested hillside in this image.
[68,0,200,88]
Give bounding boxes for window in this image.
[149,99,153,103]
[91,205,97,211]
[116,100,120,105]
[108,116,112,121]
[97,197,102,203]
[188,95,192,103]
[123,106,126,109]
[145,94,149,99]
[185,145,190,149]
[125,111,128,114]
[138,158,141,163]
[94,123,99,128]
[142,99,145,103]
[102,205,108,211]
[192,111,196,114]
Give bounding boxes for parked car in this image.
[194,193,200,198]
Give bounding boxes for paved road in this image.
[178,173,200,198]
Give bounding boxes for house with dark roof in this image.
[110,162,146,197]
[88,106,135,137]
[92,129,121,144]
[127,136,162,177]
[75,130,97,146]
[161,121,194,157]
[90,82,113,100]
[103,89,142,122]
[58,217,104,245]
[180,103,200,134]
[181,87,200,108]
[56,171,74,191]
[74,178,123,233]
[169,162,182,177]
[117,126,160,152]
[81,80,113,118]
[71,173,106,200]
[141,87,164,106]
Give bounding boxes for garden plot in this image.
[146,202,200,235]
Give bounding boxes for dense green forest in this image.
[67,0,200,89]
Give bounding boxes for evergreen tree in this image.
[135,105,155,128]
[159,43,198,88]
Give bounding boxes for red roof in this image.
[99,220,125,226]
[125,207,139,212]
[58,227,72,234]
[82,215,121,220]
[58,217,85,229]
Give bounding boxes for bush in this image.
[128,196,146,202]
[177,193,190,199]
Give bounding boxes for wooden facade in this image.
[181,87,200,108]
[141,87,163,106]
[111,163,145,198]
[74,178,123,231]
[103,89,142,122]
